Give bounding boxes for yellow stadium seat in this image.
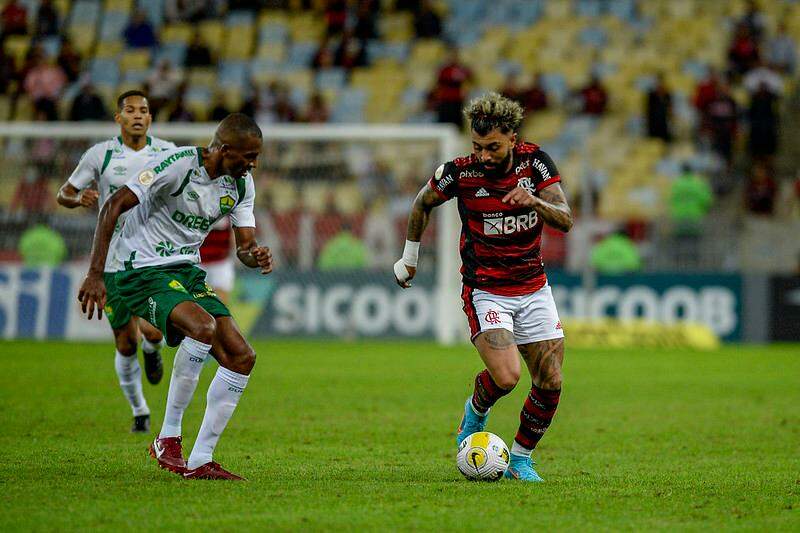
[255,41,285,61]
[221,89,243,113]
[104,0,132,12]
[161,24,193,44]
[281,70,313,93]
[288,13,323,42]
[187,68,216,88]
[186,100,209,121]
[14,95,34,121]
[0,95,10,121]
[119,49,151,71]
[53,0,70,18]
[3,35,29,67]
[381,12,413,43]
[303,182,333,214]
[410,39,445,67]
[95,41,124,58]
[68,25,97,56]
[258,10,288,25]
[267,179,298,214]
[223,26,255,60]
[333,183,363,215]
[198,21,224,54]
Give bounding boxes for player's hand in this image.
[79,189,99,208]
[502,186,538,208]
[252,246,273,275]
[78,273,106,320]
[393,260,416,288]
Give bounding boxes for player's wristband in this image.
[401,240,420,267]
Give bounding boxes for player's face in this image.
[115,96,152,136]
[221,136,262,178]
[471,129,516,173]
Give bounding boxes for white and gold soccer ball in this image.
[456,431,510,481]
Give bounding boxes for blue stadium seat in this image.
[153,42,187,67]
[70,0,101,26]
[330,88,365,123]
[286,42,318,68]
[39,35,61,58]
[89,58,120,87]
[226,10,254,27]
[576,0,603,18]
[122,69,149,85]
[219,61,248,87]
[136,0,164,28]
[315,68,347,91]
[259,23,289,45]
[99,11,130,43]
[579,26,607,49]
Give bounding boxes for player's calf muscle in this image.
[522,339,564,390]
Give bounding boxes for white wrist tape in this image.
[401,240,420,267]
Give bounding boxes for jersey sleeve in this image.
[230,175,256,228]
[426,162,458,200]
[530,149,561,191]
[124,149,188,203]
[66,144,102,190]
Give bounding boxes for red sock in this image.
[471,369,512,413]
[515,384,561,451]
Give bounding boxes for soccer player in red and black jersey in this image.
[393,93,573,482]
[199,217,235,304]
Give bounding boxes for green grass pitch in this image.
[0,340,798,530]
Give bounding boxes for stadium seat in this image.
[198,20,225,56]
[69,0,101,27]
[67,24,97,56]
[223,26,255,60]
[3,35,30,68]
[99,11,130,43]
[119,49,151,71]
[89,58,121,87]
[161,24,192,44]
[104,0,133,12]
[218,61,248,88]
[0,95,11,121]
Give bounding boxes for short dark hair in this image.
[117,90,148,111]
[463,92,524,135]
[214,113,263,145]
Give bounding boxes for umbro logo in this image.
[475,187,490,197]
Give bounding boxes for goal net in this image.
[0,122,464,344]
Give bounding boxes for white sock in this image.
[511,441,533,458]
[187,366,250,470]
[159,337,211,438]
[114,350,149,416]
[141,336,164,353]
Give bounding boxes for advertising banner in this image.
[769,276,800,341]
[0,265,743,342]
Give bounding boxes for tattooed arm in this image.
[406,184,448,241]
[502,182,573,233]
[394,184,447,288]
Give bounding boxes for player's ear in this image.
[509,132,517,147]
[113,112,122,126]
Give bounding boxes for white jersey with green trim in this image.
[115,146,256,270]
[67,135,176,272]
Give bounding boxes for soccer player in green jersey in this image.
[57,90,174,433]
[78,113,273,480]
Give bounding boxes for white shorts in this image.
[461,284,564,345]
[199,258,235,293]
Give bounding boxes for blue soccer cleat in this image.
[504,453,544,482]
[456,397,489,446]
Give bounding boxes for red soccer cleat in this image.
[149,436,187,474]
[183,462,246,481]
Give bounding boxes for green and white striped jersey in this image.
[116,146,256,270]
[68,135,176,272]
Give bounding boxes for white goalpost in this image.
[0,122,465,345]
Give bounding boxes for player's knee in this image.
[232,345,256,374]
[115,334,137,356]
[539,370,562,391]
[495,367,520,390]
[191,316,217,344]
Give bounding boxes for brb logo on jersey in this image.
[483,211,539,235]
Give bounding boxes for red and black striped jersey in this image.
[200,217,232,263]
[427,141,561,296]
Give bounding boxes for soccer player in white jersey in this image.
[57,90,175,434]
[78,113,272,480]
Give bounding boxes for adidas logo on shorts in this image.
[475,187,490,197]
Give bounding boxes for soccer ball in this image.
[456,432,510,481]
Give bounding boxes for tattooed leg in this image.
[510,339,565,456]
[472,328,521,392]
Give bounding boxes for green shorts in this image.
[103,272,133,330]
[115,263,231,347]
